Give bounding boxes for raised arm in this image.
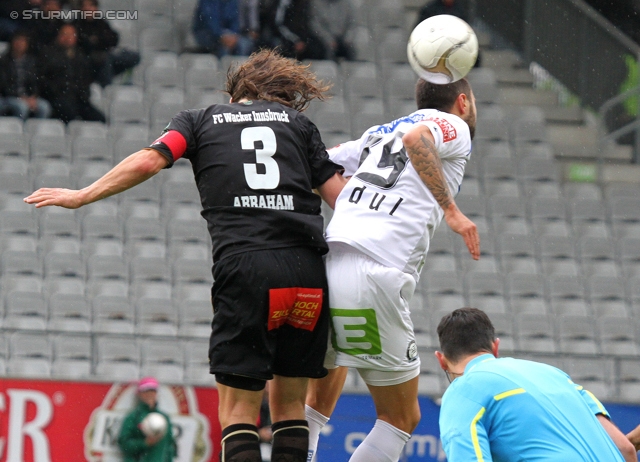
[317,172,349,210]
[24,148,169,209]
[627,424,640,451]
[402,124,479,260]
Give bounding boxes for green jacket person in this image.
[118,377,177,462]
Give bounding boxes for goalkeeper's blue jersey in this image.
[439,354,625,462]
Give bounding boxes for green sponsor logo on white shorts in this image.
[330,308,382,356]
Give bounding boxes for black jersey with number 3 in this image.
[149,100,342,262]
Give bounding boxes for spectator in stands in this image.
[192,0,254,57]
[0,30,52,120]
[238,0,260,55]
[310,0,356,61]
[436,307,637,462]
[39,23,105,123]
[272,0,325,61]
[74,0,140,87]
[118,377,177,462]
[0,0,42,41]
[30,0,65,54]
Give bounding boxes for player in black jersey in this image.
[25,49,347,462]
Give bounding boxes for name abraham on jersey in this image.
[234,194,294,210]
[211,109,291,124]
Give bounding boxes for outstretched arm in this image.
[626,423,640,452]
[597,415,637,462]
[402,125,480,260]
[24,148,169,209]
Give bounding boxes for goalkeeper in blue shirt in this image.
[435,307,637,462]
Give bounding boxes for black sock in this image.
[271,420,309,462]
[221,423,261,462]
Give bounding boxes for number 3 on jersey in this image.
[242,126,280,189]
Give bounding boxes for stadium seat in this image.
[81,201,124,242]
[52,334,92,362]
[618,359,640,402]
[47,278,91,333]
[139,27,178,53]
[3,277,47,331]
[515,313,557,353]
[557,315,598,354]
[568,198,610,239]
[28,119,69,161]
[32,159,73,190]
[38,207,80,239]
[422,270,464,298]
[75,161,113,189]
[506,273,546,307]
[565,357,614,400]
[43,237,85,279]
[577,236,618,278]
[134,281,176,336]
[161,166,201,206]
[8,332,52,373]
[617,237,640,277]
[418,351,443,395]
[513,141,554,160]
[489,313,516,353]
[0,195,36,236]
[474,119,510,143]
[7,358,51,378]
[0,157,30,196]
[108,85,147,125]
[0,132,28,158]
[86,239,128,281]
[598,316,639,355]
[0,235,42,277]
[130,241,171,283]
[342,62,380,99]
[184,339,212,384]
[563,182,602,200]
[141,338,185,382]
[498,234,538,274]
[220,55,249,74]
[473,140,512,159]
[92,299,135,335]
[377,29,409,65]
[176,282,213,338]
[123,202,165,244]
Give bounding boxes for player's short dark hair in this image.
[226,48,331,112]
[415,78,472,112]
[437,307,495,363]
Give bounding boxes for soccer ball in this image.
[139,412,168,438]
[407,14,479,84]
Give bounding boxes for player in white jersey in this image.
[305,78,480,462]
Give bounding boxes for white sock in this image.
[305,404,330,462]
[349,419,411,462]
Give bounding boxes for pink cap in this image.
[137,377,159,392]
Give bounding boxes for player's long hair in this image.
[226,49,331,112]
[437,307,495,363]
[415,78,471,112]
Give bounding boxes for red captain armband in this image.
[151,130,187,160]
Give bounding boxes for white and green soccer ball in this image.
[407,14,479,84]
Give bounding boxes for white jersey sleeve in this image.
[325,109,471,280]
[327,138,367,177]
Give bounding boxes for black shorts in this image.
[209,246,329,380]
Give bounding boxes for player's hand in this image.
[145,434,164,446]
[627,424,640,451]
[24,188,85,209]
[444,206,480,260]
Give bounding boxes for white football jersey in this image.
[327,109,472,280]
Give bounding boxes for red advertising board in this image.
[0,379,221,462]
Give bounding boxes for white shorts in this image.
[324,246,421,386]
